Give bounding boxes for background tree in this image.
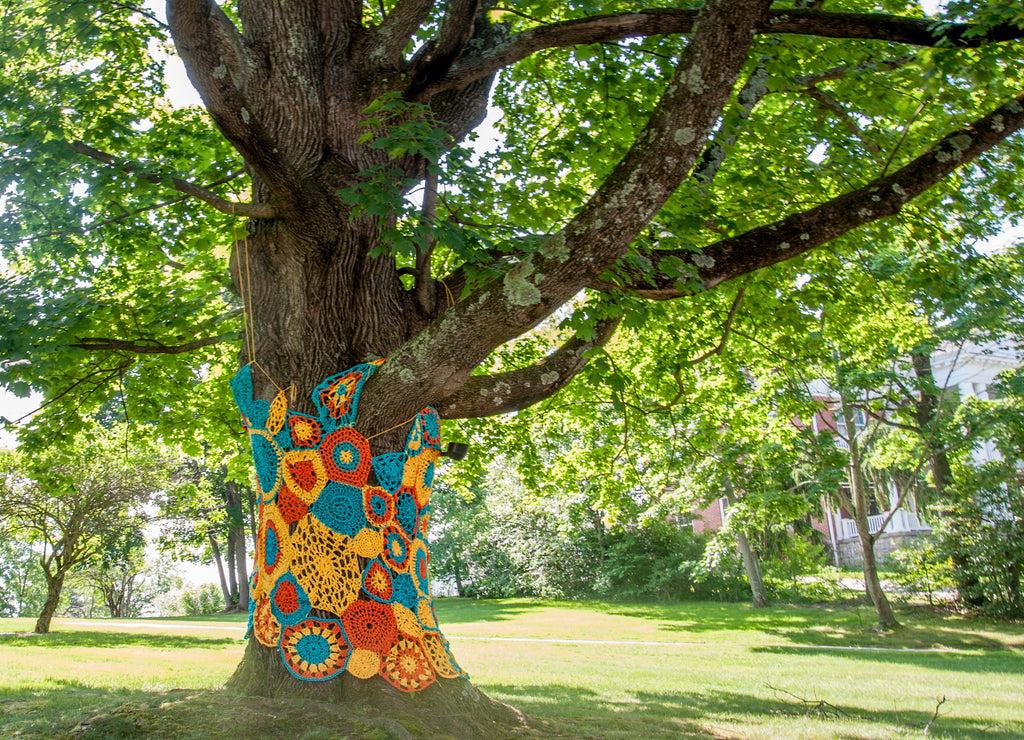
[3,0,1024,727]
[0,538,48,618]
[160,456,255,611]
[0,426,169,632]
[85,527,179,618]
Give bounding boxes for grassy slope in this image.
[0,600,1022,739]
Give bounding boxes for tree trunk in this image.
[912,350,985,606]
[35,569,66,634]
[209,532,233,609]
[226,530,238,606]
[226,357,518,727]
[226,481,249,612]
[231,524,249,613]
[722,477,768,607]
[734,529,769,608]
[854,519,899,629]
[841,394,899,631]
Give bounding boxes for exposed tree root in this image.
[68,687,545,740]
[223,639,540,739]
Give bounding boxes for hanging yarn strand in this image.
[232,210,288,396]
[366,414,420,441]
[231,209,256,368]
[242,223,258,367]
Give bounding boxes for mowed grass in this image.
[1,600,1022,739]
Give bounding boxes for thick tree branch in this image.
[358,0,772,434]
[70,332,236,355]
[69,143,274,218]
[373,0,435,66]
[420,9,1024,98]
[694,58,771,185]
[165,0,301,208]
[611,93,1024,298]
[409,0,479,94]
[437,315,620,418]
[422,9,510,143]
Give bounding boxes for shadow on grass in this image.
[551,600,1023,651]
[0,631,242,650]
[751,644,1024,674]
[0,681,180,740]
[482,682,1024,740]
[432,597,546,624]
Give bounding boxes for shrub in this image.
[179,583,223,616]
[886,540,954,605]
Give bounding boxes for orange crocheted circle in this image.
[382,637,435,693]
[363,487,396,528]
[276,484,309,524]
[287,413,324,448]
[319,370,363,420]
[342,599,398,654]
[321,428,371,486]
[253,597,281,648]
[282,449,328,505]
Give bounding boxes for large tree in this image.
[3,0,1024,732]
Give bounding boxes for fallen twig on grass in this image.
[923,696,947,736]
[766,684,852,720]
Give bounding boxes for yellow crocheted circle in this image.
[401,457,435,508]
[417,598,437,630]
[392,603,424,639]
[267,390,288,435]
[253,597,281,648]
[254,502,294,599]
[290,515,360,616]
[352,527,383,558]
[346,648,381,679]
[421,632,459,679]
[281,449,328,505]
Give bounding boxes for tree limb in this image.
[70,142,274,218]
[420,9,1024,98]
[409,0,480,94]
[0,171,243,247]
[800,87,882,156]
[686,278,749,365]
[165,0,301,208]
[373,0,435,66]
[437,315,620,418]
[69,332,237,355]
[358,0,772,434]
[609,92,1024,298]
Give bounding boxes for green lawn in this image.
[1,600,1022,739]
